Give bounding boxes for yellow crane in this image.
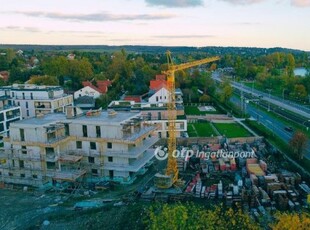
[154,51,220,189]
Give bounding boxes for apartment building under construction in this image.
[0,107,158,187]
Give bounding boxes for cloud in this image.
[291,0,310,7]
[2,26,41,33]
[145,0,203,7]
[154,34,215,38]
[219,0,265,5]
[234,22,261,25]
[220,0,310,7]
[12,11,176,22]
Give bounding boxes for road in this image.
[212,72,310,119]
[230,94,310,159]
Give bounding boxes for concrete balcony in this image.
[123,126,156,141]
[105,136,158,158]
[46,169,87,182]
[103,149,155,172]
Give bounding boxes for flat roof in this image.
[11,111,141,127]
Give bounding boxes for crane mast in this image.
[155,51,220,189]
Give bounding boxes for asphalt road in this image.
[212,72,310,119]
[230,95,310,159]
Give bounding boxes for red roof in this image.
[150,75,167,91]
[82,80,112,94]
[124,96,141,103]
[0,71,9,81]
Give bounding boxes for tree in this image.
[210,63,217,71]
[293,84,307,101]
[220,80,233,103]
[28,75,59,85]
[286,53,295,77]
[146,203,260,230]
[42,56,68,77]
[0,56,9,70]
[199,94,211,103]
[271,212,310,230]
[289,131,308,160]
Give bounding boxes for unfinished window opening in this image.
[88,156,95,163]
[90,142,96,150]
[46,162,56,169]
[107,142,112,149]
[21,146,27,154]
[76,141,82,149]
[64,123,69,136]
[82,125,88,137]
[96,126,101,138]
[91,169,98,176]
[20,173,25,178]
[109,170,114,179]
[20,128,25,141]
[19,160,24,168]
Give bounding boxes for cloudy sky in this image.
[0,0,309,50]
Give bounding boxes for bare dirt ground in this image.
[0,163,162,230]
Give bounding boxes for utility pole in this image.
[267,89,272,112]
[241,83,244,117]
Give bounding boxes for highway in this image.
[230,95,310,159]
[212,72,310,119]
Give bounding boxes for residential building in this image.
[74,80,112,99]
[74,85,101,99]
[0,108,158,187]
[148,75,183,104]
[108,100,187,138]
[148,87,183,104]
[74,96,96,111]
[0,94,21,144]
[67,53,75,60]
[0,84,73,119]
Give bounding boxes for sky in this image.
[0,0,310,50]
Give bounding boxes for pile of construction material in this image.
[246,158,265,176]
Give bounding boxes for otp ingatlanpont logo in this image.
[154,146,168,160]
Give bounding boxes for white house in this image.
[74,86,101,99]
[148,87,169,104]
[148,87,183,104]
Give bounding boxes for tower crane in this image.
[154,51,220,189]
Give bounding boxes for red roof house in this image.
[149,75,167,91]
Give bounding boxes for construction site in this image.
[0,52,309,229]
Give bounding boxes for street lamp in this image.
[267,89,272,112]
[302,120,310,131]
[282,88,287,101]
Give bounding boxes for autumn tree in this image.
[146,203,260,230]
[290,131,308,160]
[199,94,211,103]
[220,79,233,103]
[293,84,307,101]
[271,212,310,230]
[28,75,59,85]
[286,53,295,77]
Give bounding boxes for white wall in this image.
[74,86,101,99]
[148,88,169,103]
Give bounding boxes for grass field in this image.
[213,123,252,138]
[187,122,217,137]
[184,106,220,115]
